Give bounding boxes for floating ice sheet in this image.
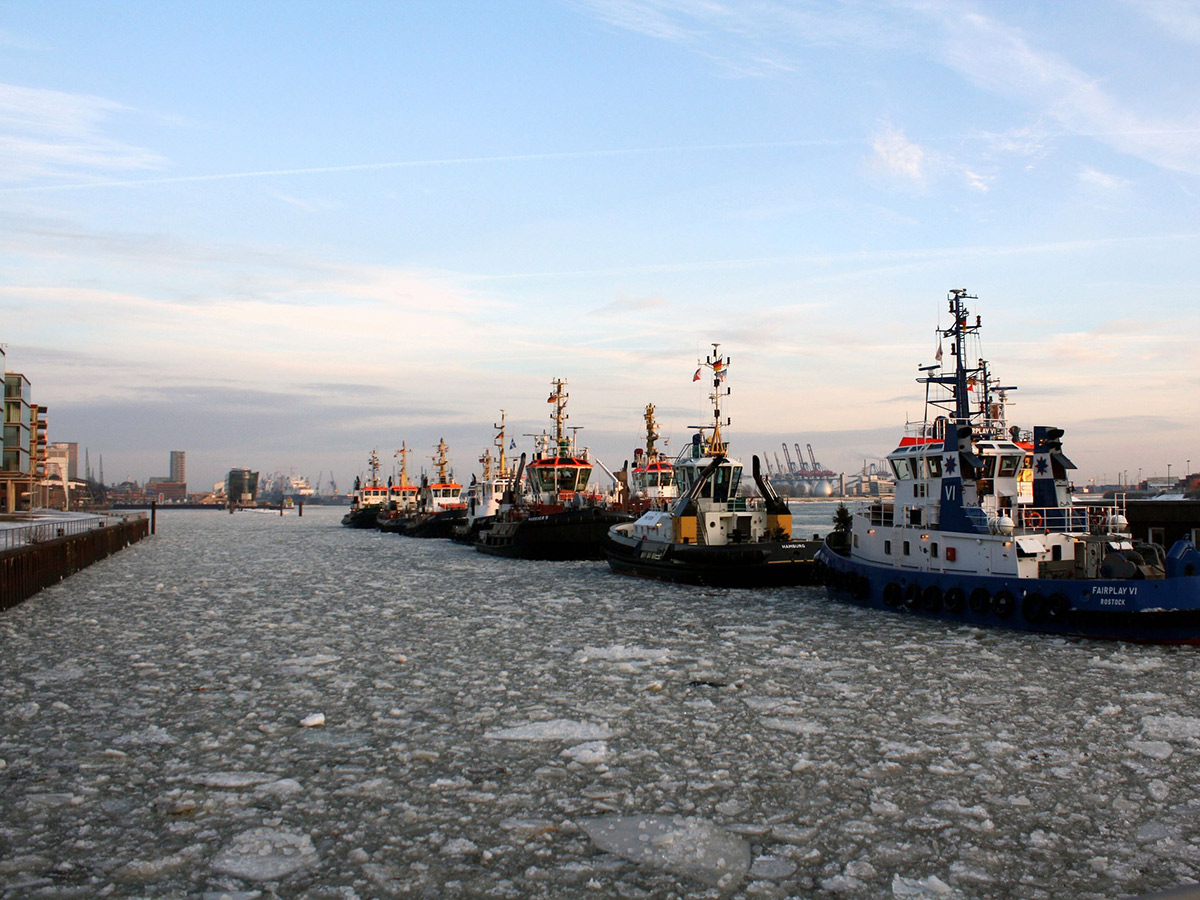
[580,814,750,889]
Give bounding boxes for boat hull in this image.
[401,509,465,540]
[817,538,1200,644]
[476,507,634,561]
[604,525,822,587]
[341,507,383,529]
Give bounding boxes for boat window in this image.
[931,542,939,558]
[980,456,997,479]
[998,455,1021,477]
[903,541,911,555]
[925,456,943,478]
[890,458,912,480]
[710,466,732,502]
[884,540,891,555]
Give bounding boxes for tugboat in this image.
[603,346,822,586]
[476,379,632,560]
[341,450,388,528]
[377,443,419,533]
[401,438,466,539]
[627,402,679,513]
[452,411,514,544]
[817,288,1200,643]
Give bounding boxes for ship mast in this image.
[548,378,571,457]
[493,410,509,479]
[431,438,451,482]
[395,443,410,487]
[919,289,1017,440]
[367,449,381,487]
[700,343,730,453]
[643,403,661,463]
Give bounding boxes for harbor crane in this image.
[795,443,812,472]
[781,443,799,474]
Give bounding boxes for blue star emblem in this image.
[1035,456,1048,475]
[944,456,956,475]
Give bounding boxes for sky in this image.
[2,0,1198,494]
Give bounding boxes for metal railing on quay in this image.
[0,513,148,554]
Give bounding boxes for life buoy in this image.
[968,588,990,615]
[1025,509,1043,530]
[903,583,920,610]
[1022,592,1046,624]
[992,590,1015,618]
[882,583,902,607]
[921,585,942,612]
[943,587,966,614]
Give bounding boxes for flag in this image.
[713,357,725,372]
[547,393,556,403]
[509,438,516,449]
[718,369,727,382]
[967,376,977,391]
[693,368,701,382]
[935,341,943,363]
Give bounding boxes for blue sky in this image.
[2,0,1198,492]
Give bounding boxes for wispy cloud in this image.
[867,124,926,187]
[1127,0,1200,43]
[921,3,1200,175]
[0,82,165,182]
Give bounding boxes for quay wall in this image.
[0,516,150,611]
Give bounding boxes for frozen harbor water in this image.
[2,503,1200,899]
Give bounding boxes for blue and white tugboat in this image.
[341,450,388,528]
[817,289,1200,643]
[603,346,822,587]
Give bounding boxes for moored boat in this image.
[603,346,822,587]
[475,379,632,560]
[816,289,1200,643]
[401,438,466,539]
[377,443,419,533]
[341,450,388,528]
[452,412,513,544]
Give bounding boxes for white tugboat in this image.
[817,288,1200,642]
[603,346,822,587]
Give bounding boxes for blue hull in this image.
[816,540,1200,644]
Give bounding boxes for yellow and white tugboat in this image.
[453,411,513,544]
[378,443,419,533]
[603,346,822,586]
[401,438,466,539]
[341,450,388,528]
[476,379,632,560]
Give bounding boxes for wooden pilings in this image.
[0,517,151,611]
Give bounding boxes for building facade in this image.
[169,450,186,485]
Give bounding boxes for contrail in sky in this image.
[1,140,853,194]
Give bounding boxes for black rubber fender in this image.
[920,585,942,613]
[943,587,966,614]
[992,590,1015,618]
[1021,592,1046,624]
[882,582,902,607]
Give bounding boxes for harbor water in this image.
[2,503,1200,899]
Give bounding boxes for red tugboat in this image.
[627,402,679,513]
[341,450,388,528]
[476,379,632,560]
[401,438,466,539]
[377,443,419,533]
